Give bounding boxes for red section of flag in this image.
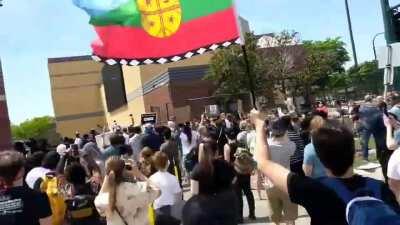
[92,7,239,59]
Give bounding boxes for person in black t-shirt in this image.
[190,138,235,196]
[184,138,238,225]
[182,190,238,225]
[0,151,52,225]
[250,110,400,225]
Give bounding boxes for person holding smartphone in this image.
[95,156,160,225]
[385,101,400,199]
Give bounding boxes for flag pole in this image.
[233,0,257,109]
[241,43,257,109]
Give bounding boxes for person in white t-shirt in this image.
[179,124,199,157]
[149,151,182,220]
[267,118,298,225]
[128,126,144,162]
[74,132,82,145]
[25,151,60,190]
[388,149,400,202]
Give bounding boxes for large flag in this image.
[73,0,241,65]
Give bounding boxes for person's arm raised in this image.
[251,109,290,194]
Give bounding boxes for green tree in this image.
[262,30,302,98]
[206,33,269,98]
[12,116,54,140]
[347,61,384,95]
[207,33,351,108]
[296,37,350,98]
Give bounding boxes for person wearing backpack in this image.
[64,163,102,225]
[26,151,60,190]
[24,151,65,225]
[251,109,400,225]
[224,128,256,223]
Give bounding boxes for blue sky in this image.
[0,0,398,124]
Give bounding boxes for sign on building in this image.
[141,113,157,125]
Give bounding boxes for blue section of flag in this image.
[72,0,130,17]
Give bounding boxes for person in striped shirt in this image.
[281,115,305,176]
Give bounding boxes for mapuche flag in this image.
[73,0,241,65]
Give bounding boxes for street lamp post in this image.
[344,0,359,67]
[373,32,385,61]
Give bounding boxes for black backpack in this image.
[65,194,101,225]
[184,148,198,172]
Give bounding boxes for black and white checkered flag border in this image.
[91,38,242,66]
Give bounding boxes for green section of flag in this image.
[181,0,233,22]
[90,0,141,26]
[90,0,233,27]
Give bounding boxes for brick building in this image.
[48,54,227,137]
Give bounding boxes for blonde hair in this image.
[310,116,326,132]
[105,156,125,213]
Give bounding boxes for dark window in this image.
[102,65,127,112]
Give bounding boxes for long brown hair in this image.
[105,156,125,212]
[198,138,218,175]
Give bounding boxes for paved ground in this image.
[240,191,310,225]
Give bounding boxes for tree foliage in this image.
[298,37,350,94]
[206,33,268,96]
[12,116,54,140]
[207,31,351,106]
[348,61,384,94]
[262,31,302,95]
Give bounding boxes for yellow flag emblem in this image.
[136,0,182,38]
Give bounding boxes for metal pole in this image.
[241,45,257,109]
[384,45,393,99]
[373,32,385,61]
[345,0,359,67]
[381,0,400,92]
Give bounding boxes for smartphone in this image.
[125,164,133,171]
[123,158,136,171]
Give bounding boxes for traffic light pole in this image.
[381,0,396,44]
[380,0,400,93]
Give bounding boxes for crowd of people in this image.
[3,94,400,225]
